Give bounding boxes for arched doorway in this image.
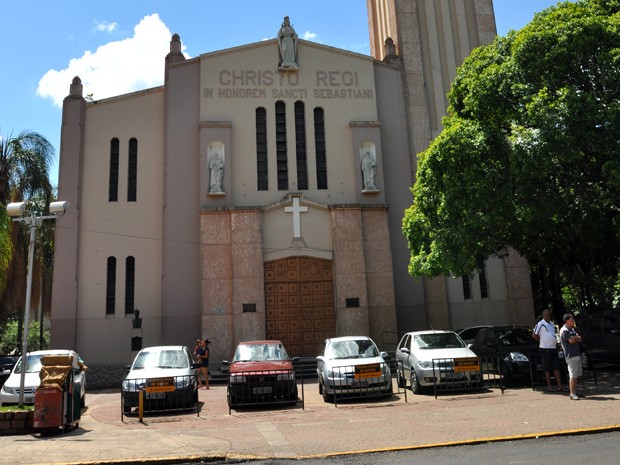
[264,256,336,356]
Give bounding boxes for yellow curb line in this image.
[300,424,620,459]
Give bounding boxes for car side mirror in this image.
[316,355,325,362]
[380,351,388,359]
[467,344,474,350]
[124,365,131,372]
[191,362,201,369]
[291,356,300,362]
[1,369,9,375]
[400,347,410,355]
[610,329,619,335]
[221,360,230,366]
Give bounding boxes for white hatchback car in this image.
[316,336,392,402]
[395,330,481,394]
[0,349,87,407]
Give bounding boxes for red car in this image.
[225,340,298,408]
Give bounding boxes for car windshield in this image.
[414,333,465,349]
[233,343,289,362]
[13,354,47,373]
[132,350,189,369]
[325,339,379,359]
[496,327,533,346]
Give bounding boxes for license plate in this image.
[252,386,272,395]
[146,391,165,399]
[25,396,34,404]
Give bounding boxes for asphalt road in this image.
[187,431,619,465]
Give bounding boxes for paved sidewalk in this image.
[1,369,619,465]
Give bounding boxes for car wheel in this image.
[580,351,592,370]
[227,388,237,408]
[410,370,421,394]
[321,381,334,403]
[500,362,514,387]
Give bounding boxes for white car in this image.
[316,336,392,403]
[121,345,198,413]
[0,349,87,407]
[395,330,481,394]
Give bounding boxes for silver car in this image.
[316,336,392,403]
[395,330,481,394]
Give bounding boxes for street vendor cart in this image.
[33,355,81,433]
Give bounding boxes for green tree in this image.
[0,318,49,354]
[0,130,54,330]
[403,0,620,315]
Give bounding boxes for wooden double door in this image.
[265,256,336,356]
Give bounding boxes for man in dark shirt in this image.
[560,314,584,400]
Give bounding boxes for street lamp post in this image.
[7,200,68,407]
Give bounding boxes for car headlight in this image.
[508,352,529,363]
[122,379,145,391]
[175,377,190,389]
[418,361,433,370]
[230,374,246,383]
[277,373,295,381]
[1,385,16,395]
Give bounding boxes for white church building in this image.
[50,0,534,383]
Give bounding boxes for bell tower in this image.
[367,0,499,329]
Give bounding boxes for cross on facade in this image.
[284,196,308,238]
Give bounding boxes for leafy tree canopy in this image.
[403,0,620,310]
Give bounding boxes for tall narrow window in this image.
[479,265,489,299]
[125,256,135,314]
[314,108,327,189]
[294,101,308,190]
[275,101,288,190]
[106,257,117,315]
[256,107,268,190]
[462,274,471,300]
[128,138,137,202]
[109,138,119,202]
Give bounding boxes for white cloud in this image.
[303,31,318,40]
[37,14,185,108]
[94,20,118,33]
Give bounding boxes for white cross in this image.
[284,196,308,238]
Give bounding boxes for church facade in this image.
[51,1,534,374]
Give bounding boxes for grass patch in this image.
[0,405,34,412]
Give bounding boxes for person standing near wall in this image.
[195,339,210,390]
[532,309,563,392]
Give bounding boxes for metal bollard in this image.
[138,388,144,422]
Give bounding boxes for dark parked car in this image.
[225,340,298,408]
[469,325,557,386]
[0,356,18,387]
[577,312,620,366]
[456,326,491,345]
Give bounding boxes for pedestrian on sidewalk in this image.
[560,313,584,400]
[196,339,211,390]
[532,309,563,392]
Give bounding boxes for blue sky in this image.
[1,0,565,186]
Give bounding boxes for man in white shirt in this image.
[532,309,563,391]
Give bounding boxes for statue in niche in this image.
[278,16,299,70]
[361,150,378,191]
[209,152,224,193]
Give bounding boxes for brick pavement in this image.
[0,369,619,465]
